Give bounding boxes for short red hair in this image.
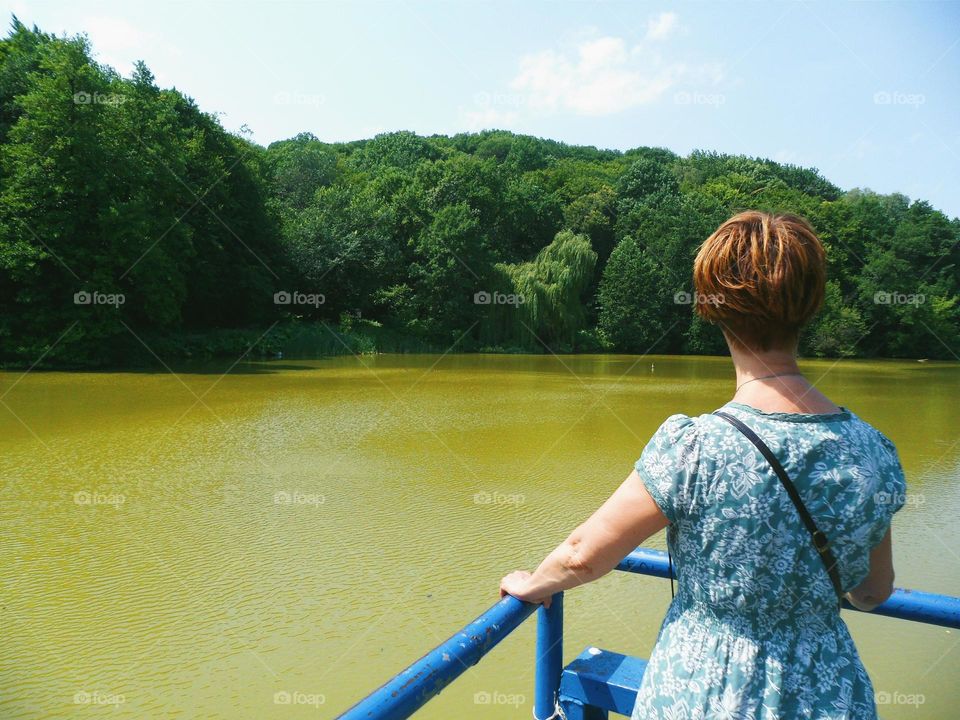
[693,211,826,350]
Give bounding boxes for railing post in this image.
[534,592,563,719]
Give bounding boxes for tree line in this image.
[2,18,958,367]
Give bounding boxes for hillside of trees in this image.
[2,18,959,367]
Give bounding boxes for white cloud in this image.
[82,16,150,72]
[646,12,679,41]
[509,29,722,117]
[81,16,181,84]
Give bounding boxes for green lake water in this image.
[2,354,958,718]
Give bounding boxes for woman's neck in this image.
[727,341,841,414]
[730,345,800,388]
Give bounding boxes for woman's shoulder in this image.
[858,417,900,454]
[648,411,735,454]
[654,412,698,435]
[845,412,905,470]
[647,404,904,455]
[650,408,747,447]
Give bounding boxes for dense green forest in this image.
[2,18,959,367]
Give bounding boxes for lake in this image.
[2,354,958,718]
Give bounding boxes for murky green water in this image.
[2,354,958,719]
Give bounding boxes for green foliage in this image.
[0,21,282,365]
[804,281,869,358]
[596,237,669,352]
[483,230,597,350]
[1,19,958,366]
[600,190,729,353]
[265,133,337,211]
[405,202,494,341]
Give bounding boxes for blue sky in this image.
[6,1,960,218]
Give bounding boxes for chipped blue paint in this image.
[336,594,538,720]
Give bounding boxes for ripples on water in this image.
[1,355,958,718]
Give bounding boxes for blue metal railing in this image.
[338,548,960,719]
[336,593,563,720]
[618,548,960,628]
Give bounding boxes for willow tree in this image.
[484,230,597,350]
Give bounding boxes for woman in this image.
[500,211,906,719]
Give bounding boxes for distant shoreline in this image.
[0,321,950,373]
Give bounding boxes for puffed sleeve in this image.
[634,414,701,525]
[873,431,908,530]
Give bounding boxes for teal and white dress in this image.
[631,401,906,720]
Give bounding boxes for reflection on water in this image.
[2,354,958,718]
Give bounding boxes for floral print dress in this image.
[631,401,906,720]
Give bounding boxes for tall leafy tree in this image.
[2,19,958,364]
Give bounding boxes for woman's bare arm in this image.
[499,469,669,606]
[846,528,895,611]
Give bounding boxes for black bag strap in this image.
[714,410,844,606]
